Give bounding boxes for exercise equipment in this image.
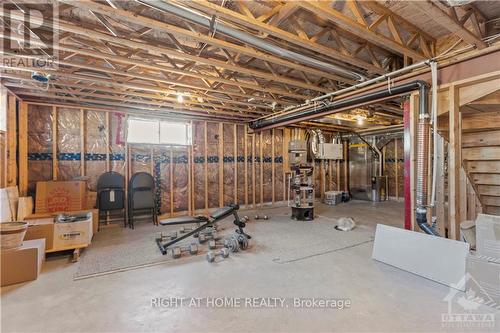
[156,204,250,255]
[198,230,218,243]
[172,244,198,258]
[208,239,220,250]
[158,231,178,241]
[236,234,249,250]
[223,236,240,252]
[206,248,229,262]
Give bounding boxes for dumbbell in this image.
[198,230,218,243]
[179,226,194,233]
[208,239,224,250]
[206,248,229,263]
[263,215,269,220]
[171,243,198,259]
[159,231,178,241]
[223,235,240,253]
[236,234,249,250]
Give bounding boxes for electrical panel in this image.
[318,143,343,160]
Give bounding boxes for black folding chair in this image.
[128,172,157,229]
[96,171,126,228]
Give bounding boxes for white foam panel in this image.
[372,224,469,291]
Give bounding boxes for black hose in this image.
[249,81,428,130]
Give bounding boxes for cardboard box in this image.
[24,218,54,251]
[24,209,98,237]
[466,254,500,307]
[35,181,87,214]
[475,214,500,260]
[1,239,45,286]
[86,191,97,210]
[53,214,93,250]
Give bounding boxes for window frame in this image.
[126,118,192,146]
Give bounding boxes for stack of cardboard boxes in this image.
[1,180,97,286]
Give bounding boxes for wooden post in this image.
[448,85,461,240]
[435,134,445,235]
[336,160,340,191]
[244,125,248,207]
[271,129,275,205]
[204,121,208,215]
[188,146,192,215]
[170,148,174,217]
[218,123,224,207]
[394,137,398,200]
[283,128,289,204]
[343,139,349,193]
[80,109,85,176]
[409,94,418,231]
[105,112,111,172]
[18,102,28,196]
[260,131,263,207]
[320,160,325,201]
[188,120,195,215]
[252,133,256,208]
[125,134,129,224]
[52,106,58,180]
[233,124,237,204]
[6,95,17,187]
[190,121,195,214]
[150,147,154,176]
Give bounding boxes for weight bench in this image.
[156,204,250,255]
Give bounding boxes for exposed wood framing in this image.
[52,106,58,180]
[6,94,17,187]
[204,121,208,215]
[18,101,28,196]
[80,109,85,177]
[448,85,461,240]
[413,1,486,49]
[297,0,431,60]
[218,123,224,207]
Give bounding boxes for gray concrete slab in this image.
[1,201,498,332]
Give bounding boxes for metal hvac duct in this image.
[137,0,366,82]
[249,80,439,236]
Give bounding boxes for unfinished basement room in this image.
[1,1,500,332]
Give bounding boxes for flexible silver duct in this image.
[137,0,366,82]
[309,129,325,159]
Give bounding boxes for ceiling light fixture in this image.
[356,115,365,125]
[177,93,184,103]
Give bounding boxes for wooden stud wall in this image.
[15,101,350,218]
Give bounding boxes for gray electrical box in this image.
[318,143,343,160]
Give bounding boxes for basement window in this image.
[127,118,191,145]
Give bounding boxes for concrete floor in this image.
[2,200,498,332]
